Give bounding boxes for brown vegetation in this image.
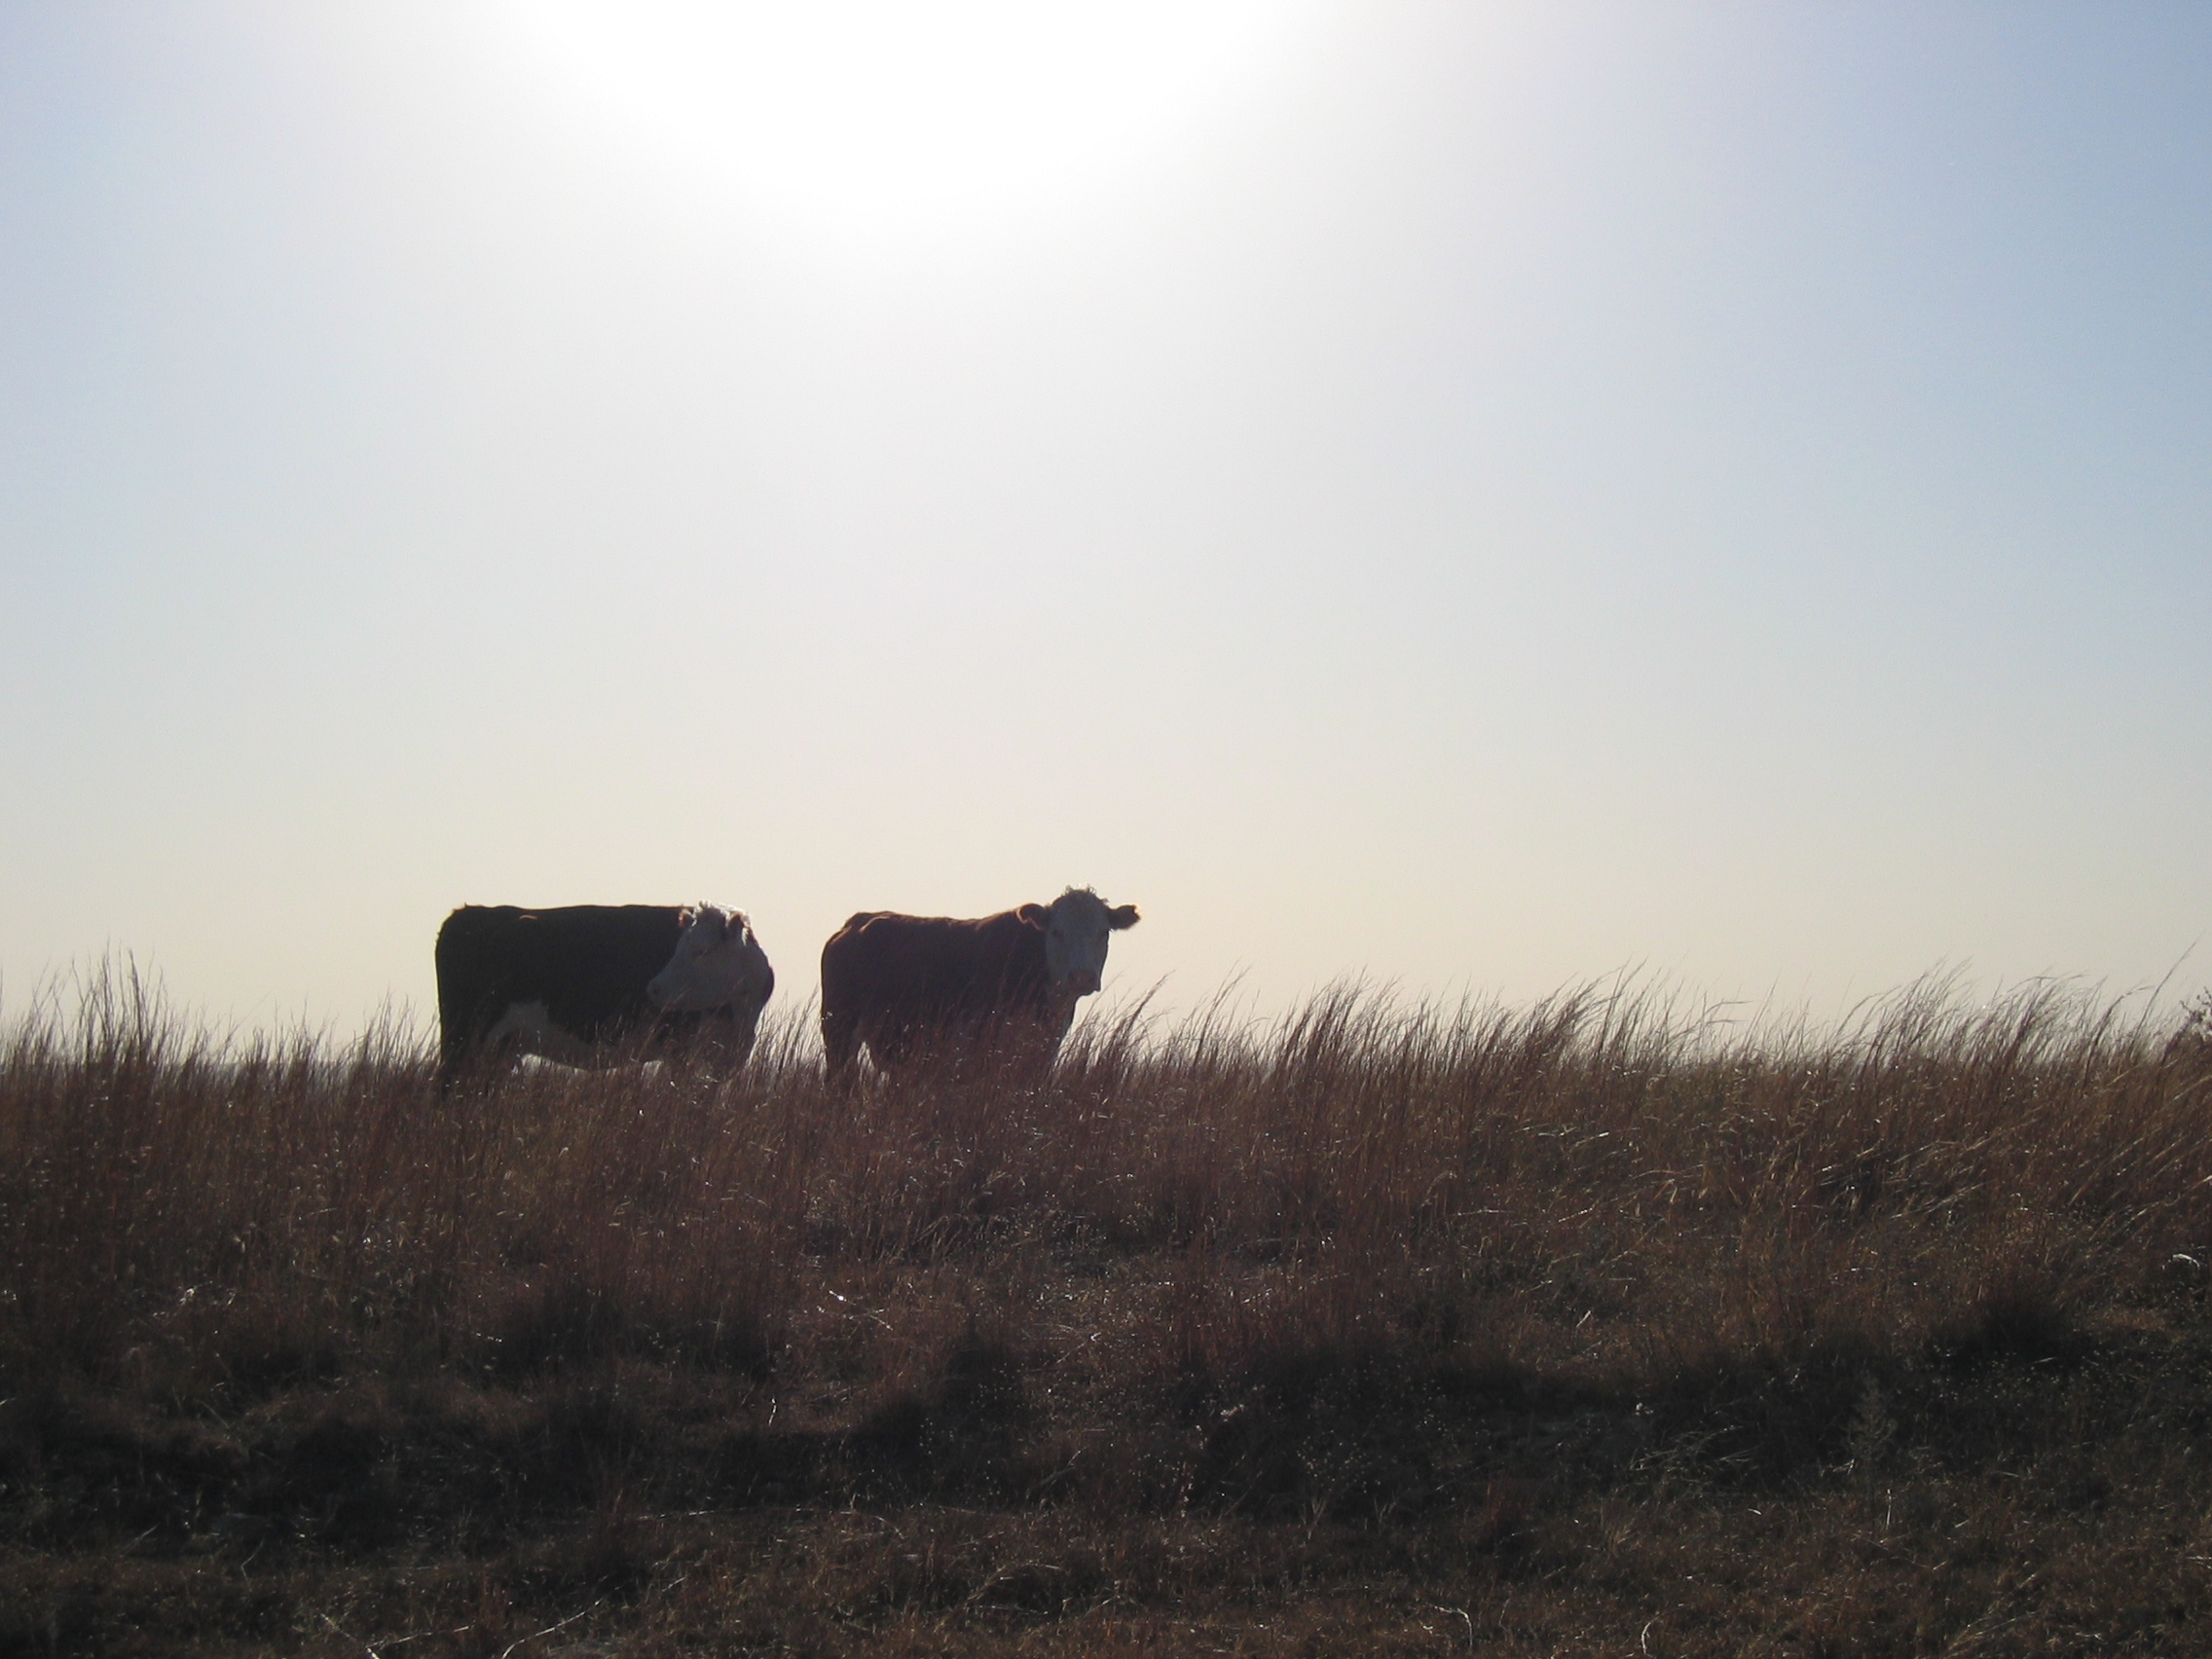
[6,969,2212,1655]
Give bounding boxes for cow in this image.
[819,887,1140,1087]
[434,903,773,1088]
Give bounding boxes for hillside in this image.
[5,976,2211,1656]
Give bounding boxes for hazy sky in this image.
[4,2,2208,1035]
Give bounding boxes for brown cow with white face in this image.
[819,887,1139,1087]
[435,903,773,1088]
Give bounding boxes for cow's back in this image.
[821,909,1048,1024]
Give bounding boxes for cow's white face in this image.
[647,906,773,1016]
[1041,888,1140,999]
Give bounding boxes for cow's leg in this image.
[719,1019,759,1074]
[873,1026,916,1078]
[680,1009,762,1081]
[438,1028,516,1093]
[438,1001,502,1093]
[436,1035,469,1093]
[728,1002,767,1071]
[822,1010,861,1092]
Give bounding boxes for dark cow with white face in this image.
[819,887,1140,1087]
[435,903,773,1088]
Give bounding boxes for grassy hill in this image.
[6,973,2211,1655]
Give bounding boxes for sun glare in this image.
[503,1,1306,241]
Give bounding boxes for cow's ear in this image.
[1108,904,1140,930]
[1016,904,1050,929]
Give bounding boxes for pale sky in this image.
[3,2,2208,1036]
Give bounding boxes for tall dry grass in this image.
[5,964,2205,1419]
[12,968,2212,1654]
[0,967,815,1398]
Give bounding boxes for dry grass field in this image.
[6,969,2212,1656]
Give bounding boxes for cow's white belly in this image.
[514,1053,666,1081]
[481,1000,604,1068]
